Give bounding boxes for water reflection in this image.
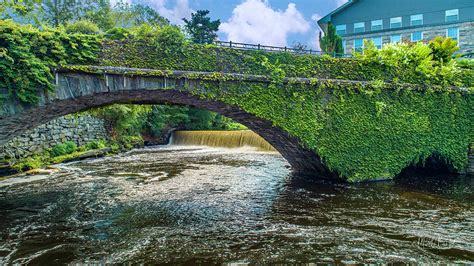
[0,146,472,264]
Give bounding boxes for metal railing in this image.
[214,40,351,57]
[460,51,473,58]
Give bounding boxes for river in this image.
[0,131,473,264]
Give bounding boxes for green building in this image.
[318,0,474,54]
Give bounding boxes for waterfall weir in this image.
[171,130,276,151]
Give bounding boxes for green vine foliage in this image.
[2,21,473,181]
[99,39,472,87]
[0,20,102,103]
[178,78,471,181]
[98,39,472,181]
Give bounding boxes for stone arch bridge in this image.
[0,66,341,178]
[0,66,471,181]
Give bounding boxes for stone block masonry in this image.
[0,115,108,160]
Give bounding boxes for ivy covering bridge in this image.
[0,20,472,182]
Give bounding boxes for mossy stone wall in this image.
[0,115,108,161]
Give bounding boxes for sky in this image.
[112,0,348,50]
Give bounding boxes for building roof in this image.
[317,0,358,31]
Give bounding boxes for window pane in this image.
[354,39,363,51]
[411,14,423,26]
[447,27,459,40]
[336,24,346,35]
[390,17,402,28]
[354,22,365,33]
[411,32,422,42]
[372,37,382,49]
[371,20,383,31]
[391,35,401,43]
[446,9,459,22]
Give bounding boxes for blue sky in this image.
[119,0,347,49]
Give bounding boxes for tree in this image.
[319,23,344,56]
[292,41,308,54]
[129,4,169,26]
[1,0,42,24]
[84,0,114,30]
[2,0,114,30]
[111,1,169,28]
[42,0,82,26]
[1,0,41,16]
[183,10,220,44]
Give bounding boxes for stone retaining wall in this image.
[0,115,108,160]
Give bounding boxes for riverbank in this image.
[0,147,113,178]
[0,137,144,178]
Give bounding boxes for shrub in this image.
[64,141,77,154]
[353,40,462,85]
[12,156,44,171]
[428,36,459,65]
[85,140,108,150]
[130,24,161,40]
[154,26,186,53]
[66,20,100,35]
[457,58,474,70]
[110,143,120,153]
[104,27,130,40]
[50,141,77,157]
[119,135,144,150]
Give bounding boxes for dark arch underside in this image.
[0,89,340,179]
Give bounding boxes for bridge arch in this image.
[0,69,338,179]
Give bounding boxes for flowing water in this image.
[172,130,276,151]
[0,131,473,264]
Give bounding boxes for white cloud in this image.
[309,13,322,50]
[311,14,321,22]
[219,0,310,47]
[149,0,192,25]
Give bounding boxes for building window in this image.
[342,40,346,53]
[354,22,365,33]
[411,31,423,42]
[354,39,364,52]
[447,27,459,41]
[445,9,459,22]
[390,34,401,43]
[410,14,423,26]
[336,24,346,35]
[372,37,382,49]
[371,20,383,31]
[390,17,402,28]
